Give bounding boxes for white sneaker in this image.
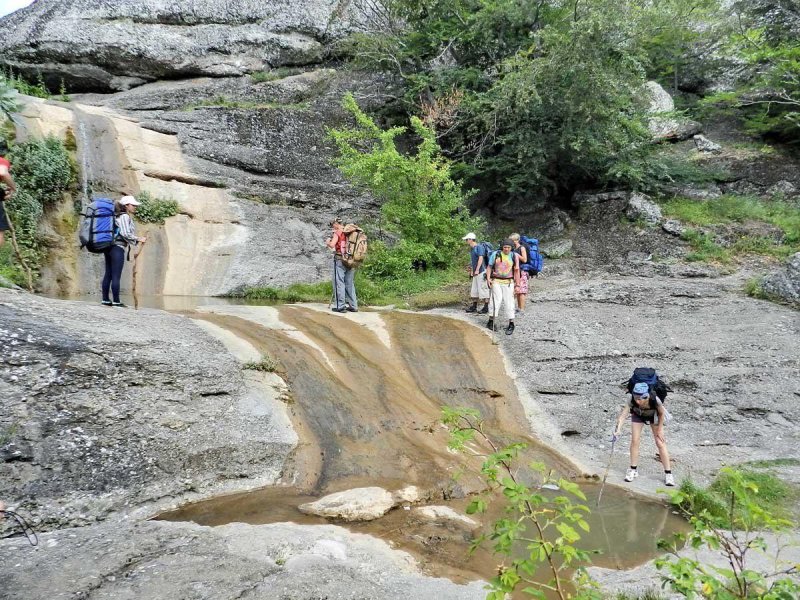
[665,473,675,487]
[625,468,639,482]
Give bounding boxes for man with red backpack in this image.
[326,217,358,313]
[0,140,18,248]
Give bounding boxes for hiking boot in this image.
[486,319,495,331]
[664,473,675,487]
[101,300,112,307]
[478,304,489,314]
[112,302,127,308]
[505,322,515,335]
[331,307,347,313]
[465,303,478,313]
[624,468,639,482]
[346,307,358,312]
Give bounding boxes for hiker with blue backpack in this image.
[463,232,491,314]
[510,233,529,314]
[80,195,146,307]
[486,239,521,335]
[612,367,675,486]
[510,233,543,315]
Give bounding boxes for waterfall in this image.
[77,120,93,207]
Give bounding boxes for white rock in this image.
[298,487,395,522]
[415,506,478,527]
[393,485,421,504]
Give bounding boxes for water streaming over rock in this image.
[159,305,688,591]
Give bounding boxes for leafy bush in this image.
[658,467,800,598]
[0,70,50,99]
[328,93,482,278]
[1,136,75,284]
[134,191,179,224]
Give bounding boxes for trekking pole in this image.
[1,201,34,292]
[596,435,617,507]
[132,239,146,310]
[0,509,39,547]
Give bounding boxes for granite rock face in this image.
[0,0,368,92]
[0,289,296,529]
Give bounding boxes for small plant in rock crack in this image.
[243,355,279,373]
[656,467,800,599]
[441,406,602,600]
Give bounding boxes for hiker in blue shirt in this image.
[463,232,490,314]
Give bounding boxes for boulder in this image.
[540,238,573,259]
[766,180,798,198]
[299,487,396,522]
[415,506,478,527]
[693,134,722,153]
[661,219,687,237]
[0,0,369,92]
[761,253,800,307]
[625,192,662,225]
[644,81,702,141]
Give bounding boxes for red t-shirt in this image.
[0,157,10,201]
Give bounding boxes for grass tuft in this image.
[243,355,280,373]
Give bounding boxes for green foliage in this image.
[744,276,769,300]
[235,265,464,309]
[346,0,741,200]
[328,93,482,278]
[243,355,279,373]
[1,136,75,283]
[694,3,800,141]
[0,69,50,99]
[657,467,800,599]
[662,195,800,262]
[441,406,602,600]
[134,191,179,224]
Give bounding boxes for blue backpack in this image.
[519,235,543,274]
[79,198,117,253]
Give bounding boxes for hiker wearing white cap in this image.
[100,195,146,307]
[463,232,490,314]
[613,380,674,486]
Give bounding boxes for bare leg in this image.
[630,421,644,467]
[0,230,5,246]
[651,424,672,471]
[519,294,526,311]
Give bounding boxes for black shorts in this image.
[631,413,660,426]
[0,201,9,232]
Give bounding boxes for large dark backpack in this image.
[626,367,670,402]
[79,198,117,253]
[519,235,543,274]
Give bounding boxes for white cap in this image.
[462,232,477,240]
[120,195,141,206]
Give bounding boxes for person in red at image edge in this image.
[0,139,18,248]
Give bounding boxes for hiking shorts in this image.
[515,270,529,295]
[0,201,8,232]
[471,272,490,300]
[631,413,660,426]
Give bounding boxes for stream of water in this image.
[142,303,688,593]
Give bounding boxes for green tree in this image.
[328,93,482,278]
[442,406,602,600]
